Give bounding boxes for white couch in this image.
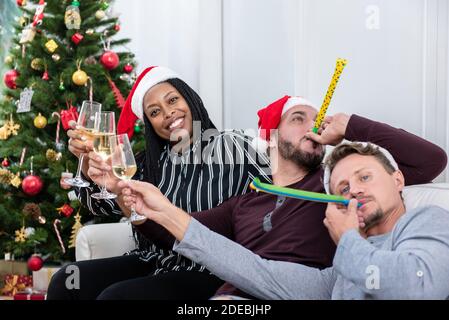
[75,183,449,261]
[75,220,137,261]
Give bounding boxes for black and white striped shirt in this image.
[76,130,271,274]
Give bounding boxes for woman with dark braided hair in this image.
[48,66,271,300]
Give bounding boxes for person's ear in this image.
[392,170,405,192]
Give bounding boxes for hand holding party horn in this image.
[312,58,348,134]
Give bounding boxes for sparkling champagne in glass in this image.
[65,100,101,187]
[91,112,117,200]
[110,134,145,222]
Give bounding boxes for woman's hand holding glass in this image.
[118,180,174,223]
[86,151,121,194]
[118,180,192,240]
[65,101,101,187]
[67,121,93,158]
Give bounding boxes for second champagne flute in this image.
[110,134,146,222]
[91,111,117,200]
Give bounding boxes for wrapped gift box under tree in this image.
[14,289,46,300]
[0,260,29,288]
[1,274,33,297]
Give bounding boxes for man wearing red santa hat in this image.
[115,95,447,299]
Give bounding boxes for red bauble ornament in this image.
[3,69,19,89]
[16,0,26,7]
[27,255,43,271]
[2,158,10,167]
[22,174,43,196]
[123,63,133,73]
[114,24,120,32]
[71,33,84,45]
[58,204,74,218]
[42,70,49,80]
[100,51,120,70]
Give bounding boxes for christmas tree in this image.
[0,0,143,262]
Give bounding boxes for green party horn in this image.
[250,178,362,207]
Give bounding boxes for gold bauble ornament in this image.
[4,55,13,64]
[34,113,47,129]
[86,29,94,35]
[46,149,62,162]
[46,149,56,161]
[72,69,88,86]
[31,58,44,71]
[95,10,106,20]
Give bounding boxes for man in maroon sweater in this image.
[127,96,447,298]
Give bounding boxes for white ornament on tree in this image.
[16,87,34,113]
[19,26,36,44]
[68,190,78,202]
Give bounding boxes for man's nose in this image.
[349,183,365,197]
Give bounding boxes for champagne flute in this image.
[65,100,101,187]
[91,111,117,200]
[110,134,145,222]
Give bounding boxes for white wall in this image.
[114,0,223,128]
[222,0,298,130]
[114,0,199,86]
[115,0,449,181]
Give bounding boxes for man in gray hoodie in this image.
[119,141,449,299]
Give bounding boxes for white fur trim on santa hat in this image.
[282,97,317,116]
[323,142,399,194]
[251,135,269,154]
[131,66,180,120]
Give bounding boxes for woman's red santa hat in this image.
[252,95,317,154]
[117,66,180,138]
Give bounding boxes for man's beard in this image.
[361,208,385,233]
[278,136,324,171]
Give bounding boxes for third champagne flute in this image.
[110,134,146,222]
[91,111,117,200]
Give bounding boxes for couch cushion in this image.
[75,222,137,261]
[403,183,449,211]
